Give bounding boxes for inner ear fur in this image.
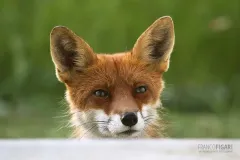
[132,16,175,72]
[50,26,96,83]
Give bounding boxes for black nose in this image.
[121,112,138,127]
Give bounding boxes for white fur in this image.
[69,101,161,138]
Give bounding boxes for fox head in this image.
[50,16,175,138]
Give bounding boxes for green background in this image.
[0,0,239,138]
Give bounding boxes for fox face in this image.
[50,16,175,138]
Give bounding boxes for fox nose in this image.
[121,112,138,127]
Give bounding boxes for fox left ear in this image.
[132,16,175,72]
[50,26,96,83]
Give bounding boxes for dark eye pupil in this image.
[136,86,147,93]
[94,90,108,97]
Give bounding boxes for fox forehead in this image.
[65,51,164,113]
[71,51,162,85]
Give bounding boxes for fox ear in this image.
[50,26,96,83]
[132,16,175,72]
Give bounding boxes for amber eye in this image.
[93,89,109,98]
[135,86,147,93]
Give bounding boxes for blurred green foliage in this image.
[0,0,239,138]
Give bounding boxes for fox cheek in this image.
[132,16,175,72]
[50,26,96,83]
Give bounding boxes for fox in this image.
[50,16,175,139]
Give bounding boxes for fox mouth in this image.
[118,129,139,135]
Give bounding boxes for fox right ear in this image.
[50,26,96,83]
[132,16,175,72]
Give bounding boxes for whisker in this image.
[53,114,70,119]
[143,117,156,123]
[76,121,107,126]
[80,124,98,139]
[68,111,81,116]
[145,122,154,128]
[143,115,156,119]
[144,117,155,122]
[75,121,108,127]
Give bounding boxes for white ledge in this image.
[0,139,239,160]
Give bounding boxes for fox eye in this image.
[135,86,147,93]
[93,89,109,98]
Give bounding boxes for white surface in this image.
[0,139,239,160]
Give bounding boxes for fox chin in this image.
[50,16,175,139]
